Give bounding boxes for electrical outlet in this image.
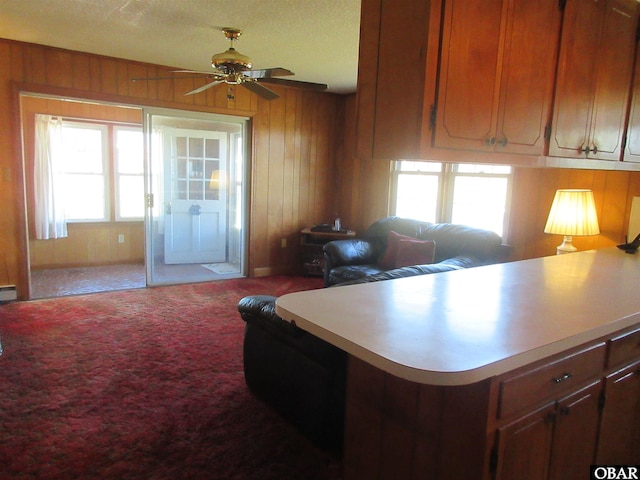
[281,238,287,248]
[0,285,17,302]
[118,234,125,244]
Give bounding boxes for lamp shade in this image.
[544,189,600,236]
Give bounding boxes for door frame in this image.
[142,107,250,286]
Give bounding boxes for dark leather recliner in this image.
[238,295,346,448]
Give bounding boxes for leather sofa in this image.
[323,216,506,287]
[239,217,508,447]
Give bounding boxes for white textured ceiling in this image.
[0,0,361,94]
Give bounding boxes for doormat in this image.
[201,263,240,275]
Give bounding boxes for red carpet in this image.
[0,275,342,479]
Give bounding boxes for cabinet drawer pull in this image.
[552,372,573,384]
[497,137,508,147]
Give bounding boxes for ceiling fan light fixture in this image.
[211,48,252,72]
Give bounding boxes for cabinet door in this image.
[589,0,639,160]
[625,47,640,163]
[550,0,638,160]
[495,403,555,480]
[435,0,561,155]
[496,0,561,155]
[354,0,435,161]
[435,0,504,151]
[548,381,601,480]
[597,362,640,464]
[549,0,603,158]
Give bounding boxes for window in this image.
[114,126,144,220]
[391,161,512,237]
[56,121,144,222]
[59,122,109,221]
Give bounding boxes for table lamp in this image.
[544,189,600,255]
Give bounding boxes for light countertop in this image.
[275,248,640,385]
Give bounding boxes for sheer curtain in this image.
[34,114,67,239]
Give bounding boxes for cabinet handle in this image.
[497,137,508,147]
[544,411,557,424]
[580,145,598,155]
[552,372,573,384]
[485,137,496,146]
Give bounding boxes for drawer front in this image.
[608,327,640,369]
[498,342,606,419]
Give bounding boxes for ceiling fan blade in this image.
[132,71,223,83]
[132,74,215,82]
[184,80,224,96]
[258,77,328,92]
[241,80,280,100]
[172,69,222,75]
[243,67,294,79]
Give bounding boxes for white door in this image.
[163,129,228,264]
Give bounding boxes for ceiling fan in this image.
[132,27,328,100]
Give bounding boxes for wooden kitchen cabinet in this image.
[549,0,639,161]
[597,362,640,463]
[495,382,601,480]
[434,0,561,155]
[354,0,441,161]
[494,403,555,480]
[597,327,640,464]
[624,48,640,163]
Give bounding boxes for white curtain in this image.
[34,114,67,239]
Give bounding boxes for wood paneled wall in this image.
[29,222,145,269]
[0,39,343,298]
[507,167,640,259]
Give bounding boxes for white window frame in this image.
[52,120,145,223]
[391,161,512,239]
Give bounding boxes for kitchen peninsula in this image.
[276,248,640,479]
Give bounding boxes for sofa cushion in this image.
[379,230,416,268]
[365,216,432,241]
[418,223,502,264]
[333,257,472,286]
[394,239,436,268]
[328,264,387,286]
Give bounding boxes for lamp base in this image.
[556,235,577,255]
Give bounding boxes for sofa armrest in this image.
[238,295,304,339]
[323,239,379,267]
[323,239,380,287]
